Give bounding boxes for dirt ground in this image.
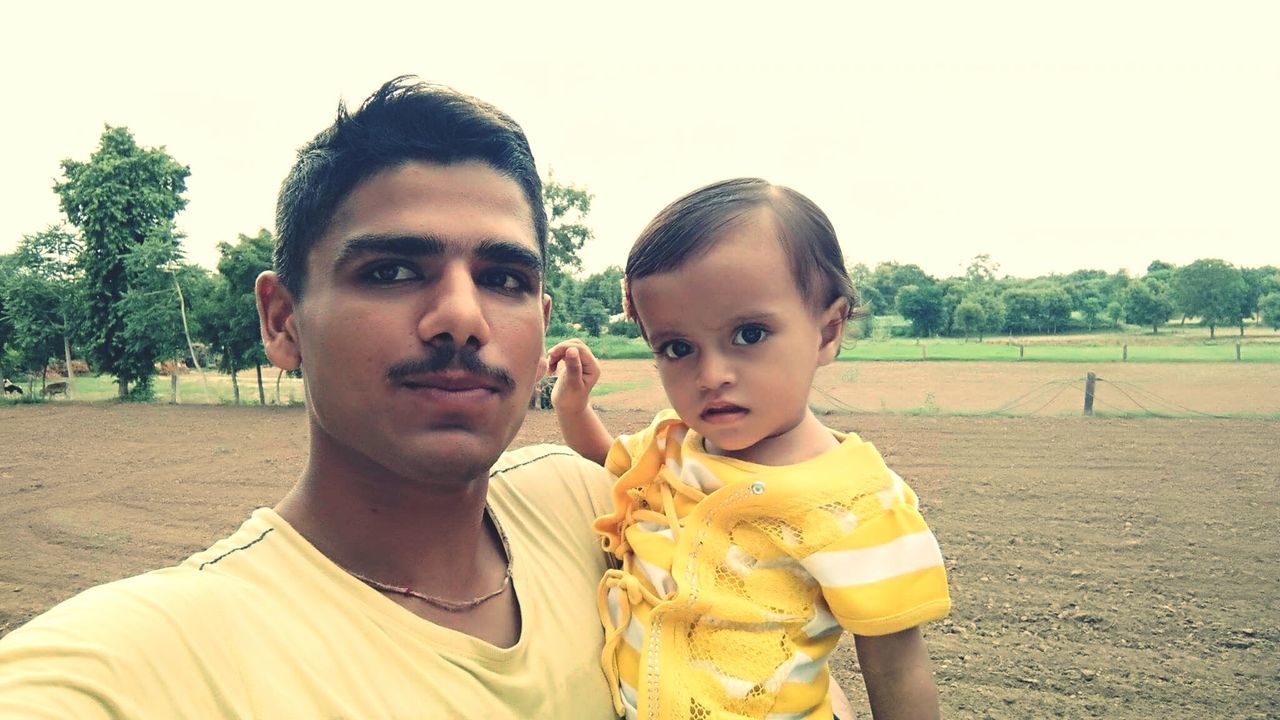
[1,366,1277,718]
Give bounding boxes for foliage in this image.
[1000,288,1042,334]
[1122,278,1176,333]
[894,284,948,336]
[542,176,594,289]
[870,262,934,312]
[1171,259,1247,338]
[951,300,985,340]
[116,230,192,398]
[55,126,190,396]
[197,230,273,398]
[581,265,624,315]
[1,226,82,381]
[1260,292,1280,331]
[607,318,642,338]
[576,297,609,337]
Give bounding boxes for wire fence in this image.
[812,374,1277,419]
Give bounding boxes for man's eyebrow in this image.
[475,239,543,276]
[332,234,445,270]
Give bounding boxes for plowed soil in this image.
[1,362,1276,718]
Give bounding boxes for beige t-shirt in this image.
[0,444,616,719]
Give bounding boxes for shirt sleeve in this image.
[603,410,675,477]
[797,473,951,636]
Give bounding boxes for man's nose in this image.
[696,352,735,391]
[417,265,492,348]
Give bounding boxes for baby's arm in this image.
[854,628,940,720]
[547,339,614,466]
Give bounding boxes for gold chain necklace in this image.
[341,507,513,612]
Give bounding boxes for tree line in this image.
[864,255,1280,341]
[3,126,1277,401]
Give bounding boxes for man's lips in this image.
[700,402,748,424]
[398,371,504,394]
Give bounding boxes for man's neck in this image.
[274,432,519,644]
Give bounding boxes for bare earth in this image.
[1,362,1276,719]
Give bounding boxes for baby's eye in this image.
[731,325,769,346]
[658,340,695,360]
[366,262,421,284]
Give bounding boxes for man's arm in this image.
[854,627,940,720]
[547,340,613,466]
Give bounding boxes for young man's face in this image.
[279,160,549,485]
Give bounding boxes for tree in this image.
[964,253,1000,286]
[55,126,189,397]
[198,230,273,404]
[1001,288,1042,334]
[1259,292,1280,331]
[1123,278,1176,333]
[895,284,947,337]
[1039,286,1072,333]
[542,177,594,290]
[1171,259,1247,338]
[576,297,609,337]
[870,262,934,312]
[2,226,84,394]
[580,266,624,315]
[115,228,192,400]
[952,300,986,342]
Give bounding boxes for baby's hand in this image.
[548,339,602,413]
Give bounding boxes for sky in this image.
[2,1,1277,281]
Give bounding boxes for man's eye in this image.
[732,325,769,346]
[367,263,420,284]
[479,269,530,292]
[658,340,694,360]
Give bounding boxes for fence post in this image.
[922,344,927,360]
[1083,372,1096,416]
[1019,344,1025,360]
[1123,344,1128,361]
[1236,343,1241,361]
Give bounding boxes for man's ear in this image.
[256,271,302,371]
[536,292,553,379]
[817,297,850,366]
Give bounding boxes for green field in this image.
[7,372,305,405]
[547,334,1280,363]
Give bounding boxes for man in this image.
[0,77,618,717]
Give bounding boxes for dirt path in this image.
[1,403,1276,718]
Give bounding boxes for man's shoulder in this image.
[488,443,613,524]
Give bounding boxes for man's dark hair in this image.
[274,76,547,297]
[624,178,860,331]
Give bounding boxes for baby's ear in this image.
[817,298,850,365]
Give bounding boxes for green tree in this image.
[951,300,986,341]
[576,297,609,337]
[1000,288,1041,334]
[1171,259,1248,338]
[964,253,1000,286]
[580,266,624,315]
[115,229,194,400]
[2,226,84,394]
[199,230,274,404]
[1039,286,1072,333]
[542,177,594,289]
[870,262,934,312]
[895,284,947,337]
[1259,292,1280,331]
[1123,278,1176,334]
[55,126,189,397]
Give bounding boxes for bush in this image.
[547,318,574,336]
[607,319,642,338]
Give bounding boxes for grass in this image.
[3,372,307,405]
[548,333,1280,363]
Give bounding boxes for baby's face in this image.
[629,213,842,463]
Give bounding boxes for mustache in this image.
[386,343,515,391]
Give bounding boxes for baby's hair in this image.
[624,178,860,333]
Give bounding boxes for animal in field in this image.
[3,378,22,396]
[41,382,68,399]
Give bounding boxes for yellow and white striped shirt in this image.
[594,410,950,720]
